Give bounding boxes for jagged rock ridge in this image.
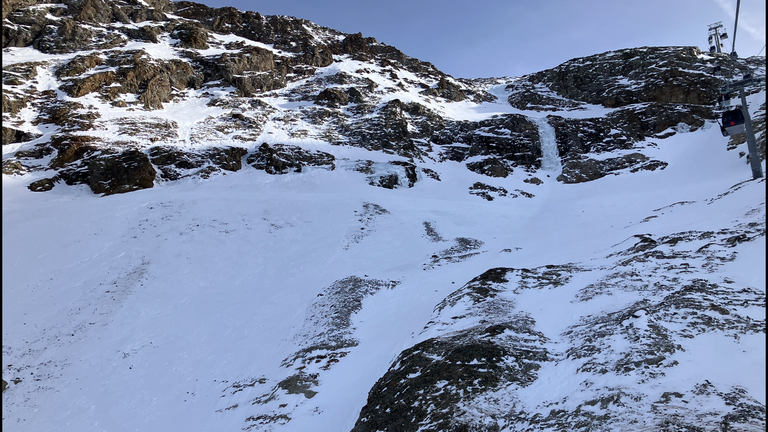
[3,0,764,195]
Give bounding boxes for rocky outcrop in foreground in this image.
[354,214,766,431]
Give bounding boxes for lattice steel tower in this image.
[707,21,728,54]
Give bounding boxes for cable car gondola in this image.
[722,107,746,136]
[717,92,731,108]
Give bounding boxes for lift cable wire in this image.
[731,0,740,57]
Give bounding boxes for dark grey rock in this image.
[148,146,206,180]
[2,126,39,145]
[350,160,419,189]
[171,22,209,49]
[48,135,101,169]
[557,153,668,184]
[246,143,335,174]
[27,178,55,192]
[88,149,156,195]
[468,182,508,201]
[2,159,27,175]
[353,313,549,432]
[315,87,349,107]
[466,157,512,178]
[341,99,444,159]
[421,76,467,102]
[203,146,247,172]
[508,46,751,108]
[434,114,540,171]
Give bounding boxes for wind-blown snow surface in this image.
[3,104,766,429]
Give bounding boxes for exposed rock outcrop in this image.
[2,126,39,145]
[349,160,420,189]
[353,314,550,432]
[149,146,246,180]
[3,159,28,175]
[247,143,335,174]
[507,47,751,108]
[435,114,541,171]
[341,99,445,159]
[353,213,766,430]
[27,177,55,191]
[5,0,759,195]
[58,50,203,109]
[557,153,668,184]
[421,76,467,102]
[88,149,156,195]
[315,87,349,107]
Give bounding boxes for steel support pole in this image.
[732,0,740,56]
[740,87,763,179]
[715,31,722,54]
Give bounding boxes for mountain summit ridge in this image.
[2,1,766,431]
[2,0,765,193]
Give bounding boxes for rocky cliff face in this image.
[2,1,766,431]
[4,0,763,195]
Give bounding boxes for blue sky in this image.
[192,0,766,78]
[205,1,759,77]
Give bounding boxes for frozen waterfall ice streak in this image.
[536,117,561,173]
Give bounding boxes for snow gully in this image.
[535,117,561,173]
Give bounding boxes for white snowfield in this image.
[2,33,766,432]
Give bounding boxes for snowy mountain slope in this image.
[3,0,767,431]
[3,107,765,431]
